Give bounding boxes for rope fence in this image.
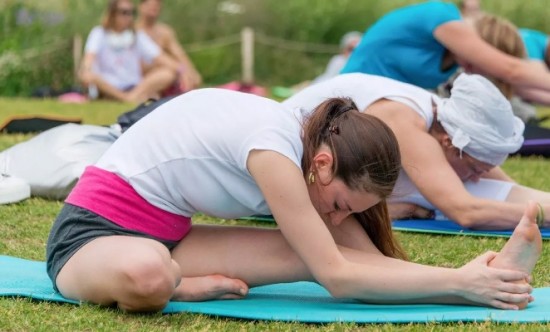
[0,27,341,83]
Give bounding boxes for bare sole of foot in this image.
[171,274,249,302]
[489,201,543,309]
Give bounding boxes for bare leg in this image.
[171,219,531,308]
[84,73,131,102]
[126,67,176,103]
[168,218,382,302]
[489,201,543,308]
[169,223,383,301]
[56,236,181,312]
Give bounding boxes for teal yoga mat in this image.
[1,255,550,323]
[241,216,550,239]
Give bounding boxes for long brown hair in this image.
[474,13,526,99]
[301,97,407,260]
[102,0,136,31]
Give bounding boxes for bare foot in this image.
[171,274,249,302]
[489,201,543,309]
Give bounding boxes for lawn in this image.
[0,97,549,331]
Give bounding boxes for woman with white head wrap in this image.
[436,73,525,166]
[284,72,549,230]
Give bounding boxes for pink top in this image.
[66,166,191,242]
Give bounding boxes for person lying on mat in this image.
[46,88,539,313]
[283,73,549,230]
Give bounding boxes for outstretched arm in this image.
[434,21,550,102]
[246,149,530,308]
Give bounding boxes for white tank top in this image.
[96,89,303,218]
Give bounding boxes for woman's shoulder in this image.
[87,26,106,39]
[89,26,106,34]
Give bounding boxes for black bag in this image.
[513,123,550,158]
[0,115,82,133]
[117,96,176,132]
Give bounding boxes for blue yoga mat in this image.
[241,216,550,239]
[1,255,550,323]
[392,219,550,239]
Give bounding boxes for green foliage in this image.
[2,0,550,94]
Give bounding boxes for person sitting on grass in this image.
[284,72,549,230]
[79,0,186,103]
[136,0,202,94]
[47,88,540,313]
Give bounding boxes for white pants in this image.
[389,173,514,220]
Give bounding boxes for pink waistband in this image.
[66,166,191,242]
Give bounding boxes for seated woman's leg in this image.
[127,67,176,103]
[171,220,534,307]
[81,72,130,102]
[171,225,312,292]
[56,236,180,312]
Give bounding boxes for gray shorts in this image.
[46,204,179,291]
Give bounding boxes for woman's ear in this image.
[312,151,334,184]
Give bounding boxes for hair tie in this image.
[329,125,340,135]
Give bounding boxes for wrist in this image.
[446,269,463,298]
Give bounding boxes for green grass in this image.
[0,98,550,331]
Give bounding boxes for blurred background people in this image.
[136,0,202,94]
[79,0,183,103]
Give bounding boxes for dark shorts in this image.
[46,204,179,291]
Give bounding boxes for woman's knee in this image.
[117,249,178,311]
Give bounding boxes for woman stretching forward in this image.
[47,88,539,312]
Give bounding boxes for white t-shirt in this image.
[85,26,161,90]
[96,88,304,219]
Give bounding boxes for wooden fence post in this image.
[241,27,254,84]
[72,34,83,85]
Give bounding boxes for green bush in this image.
[1,0,550,95]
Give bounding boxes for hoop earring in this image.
[308,171,315,184]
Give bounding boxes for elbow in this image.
[315,267,353,299]
[440,202,480,229]
[453,214,477,229]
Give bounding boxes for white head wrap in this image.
[436,73,524,166]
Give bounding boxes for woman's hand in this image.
[178,68,202,92]
[456,251,533,310]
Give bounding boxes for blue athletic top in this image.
[520,28,548,61]
[341,1,461,89]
